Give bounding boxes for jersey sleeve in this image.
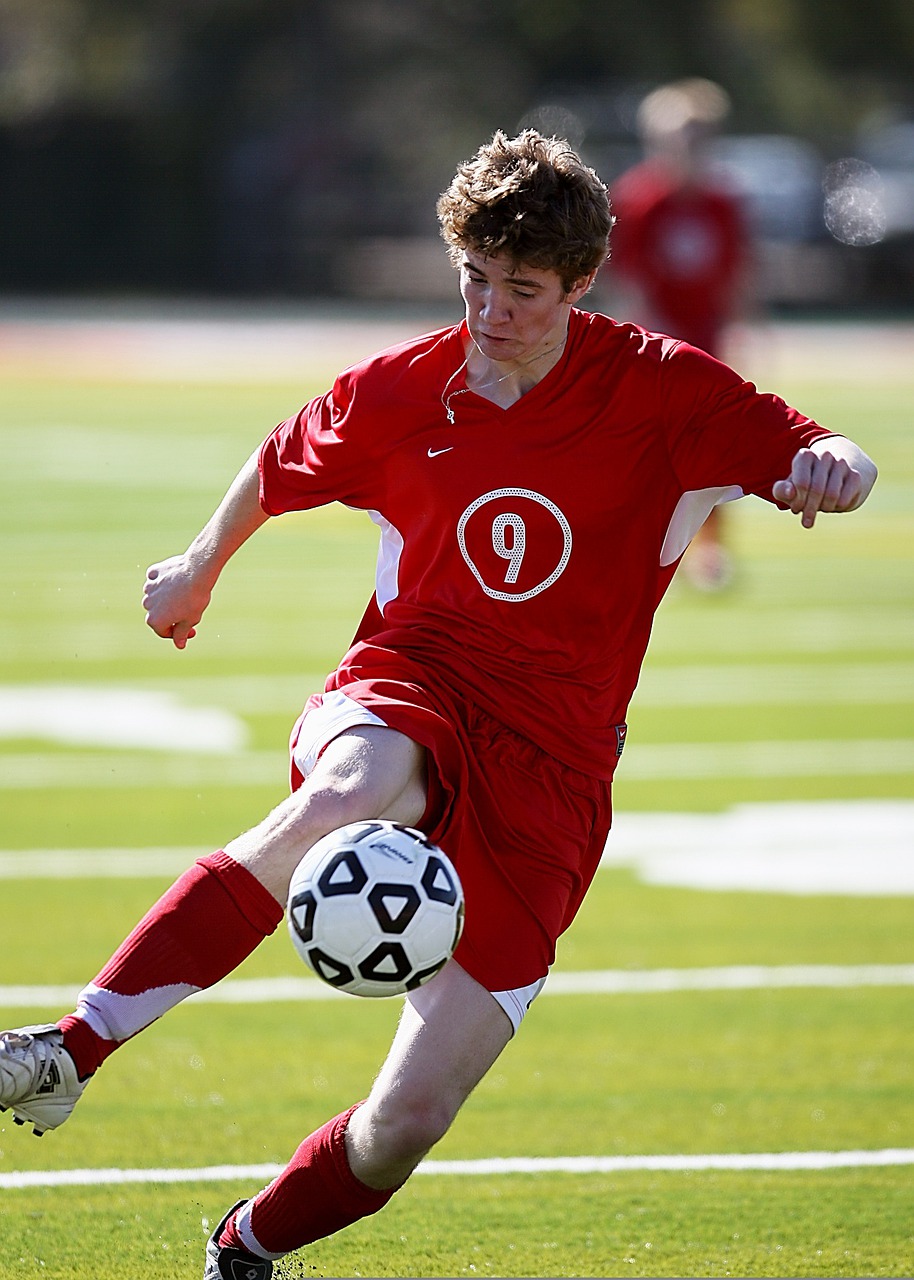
[258,366,379,516]
[659,341,836,505]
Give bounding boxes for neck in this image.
[465,329,569,399]
[442,319,572,422]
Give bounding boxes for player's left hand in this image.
[772,442,877,529]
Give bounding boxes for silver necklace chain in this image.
[441,336,568,424]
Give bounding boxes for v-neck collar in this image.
[447,314,578,416]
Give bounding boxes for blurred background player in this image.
[608,78,752,590]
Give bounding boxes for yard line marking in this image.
[605,800,914,895]
[0,686,247,752]
[86,662,914,710]
[620,739,914,780]
[0,750,288,790]
[2,1149,913,1189]
[0,847,208,879]
[419,1149,914,1175]
[4,799,912,896]
[633,661,914,706]
[543,965,914,994]
[2,739,914,788]
[3,964,914,1011]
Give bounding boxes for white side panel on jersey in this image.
[367,508,405,613]
[660,484,744,568]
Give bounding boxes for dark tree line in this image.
[1,0,911,296]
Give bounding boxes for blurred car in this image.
[823,118,914,307]
[708,133,825,242]
[856,118,914,238]
[705,133,844,307]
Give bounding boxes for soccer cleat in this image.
[204,1200,273,1280]
[0,1023,87,1136]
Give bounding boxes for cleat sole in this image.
[9,1110,47,1136]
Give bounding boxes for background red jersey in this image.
[610,160,749,353]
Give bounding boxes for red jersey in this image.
[610,160,748,353]
[259,309,830,781]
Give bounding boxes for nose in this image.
[478,285,511,325]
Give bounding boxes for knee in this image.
[361,1090,456,1167]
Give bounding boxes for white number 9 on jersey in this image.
[457,488,572,602]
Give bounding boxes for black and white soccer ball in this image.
[287,820,465,998]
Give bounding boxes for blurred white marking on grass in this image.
[1,740,913,789]
[3,964,914,1011]
[604,800,914,894]
[8,662,901,715]
[0,801,911,894]
[0,660,910,748]
[2,1148,914,1189]
[0,686,246,752]
[0,750,286,788]
[632,661,914,704]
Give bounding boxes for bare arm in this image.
[143,448,270,648]
[771,436,878,530]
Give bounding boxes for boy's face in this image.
[459,250,592,366]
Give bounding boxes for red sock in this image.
[221,1104,401,1259]
[59,851,283,1078]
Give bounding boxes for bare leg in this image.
[232,960,515,1258]
[347,959,514,1187]
[39,725,428,1089]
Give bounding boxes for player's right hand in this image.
[142,554,212,649]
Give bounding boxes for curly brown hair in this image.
[437,129,613,292]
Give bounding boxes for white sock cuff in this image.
[76,981,201,1042]
[235,1198,287,1263]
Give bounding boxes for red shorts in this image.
[289,645,615,992]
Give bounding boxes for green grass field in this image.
[0,315,912,1278]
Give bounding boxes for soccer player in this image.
[0,129,877,1279]
[608,78,752,589]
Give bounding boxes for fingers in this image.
[170,622,197,650]
[141,566,168,637]
[142,558,200,647]
[775,449,863,529]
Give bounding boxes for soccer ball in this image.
[287,820,465,998]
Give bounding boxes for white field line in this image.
[633,662,914,706]
[3,738,914,788]
[3,1148,914,1190]
[3,964,914,1011]
[2,799,912,896]
[5,662,908,717]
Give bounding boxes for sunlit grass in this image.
[1,324,912,1276]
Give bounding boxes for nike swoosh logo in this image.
[428,446,455,457]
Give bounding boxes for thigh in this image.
[451,711,613,992]
[387,959,513,1111]
[226,725,427,900]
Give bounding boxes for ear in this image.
[565,269,598,304]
